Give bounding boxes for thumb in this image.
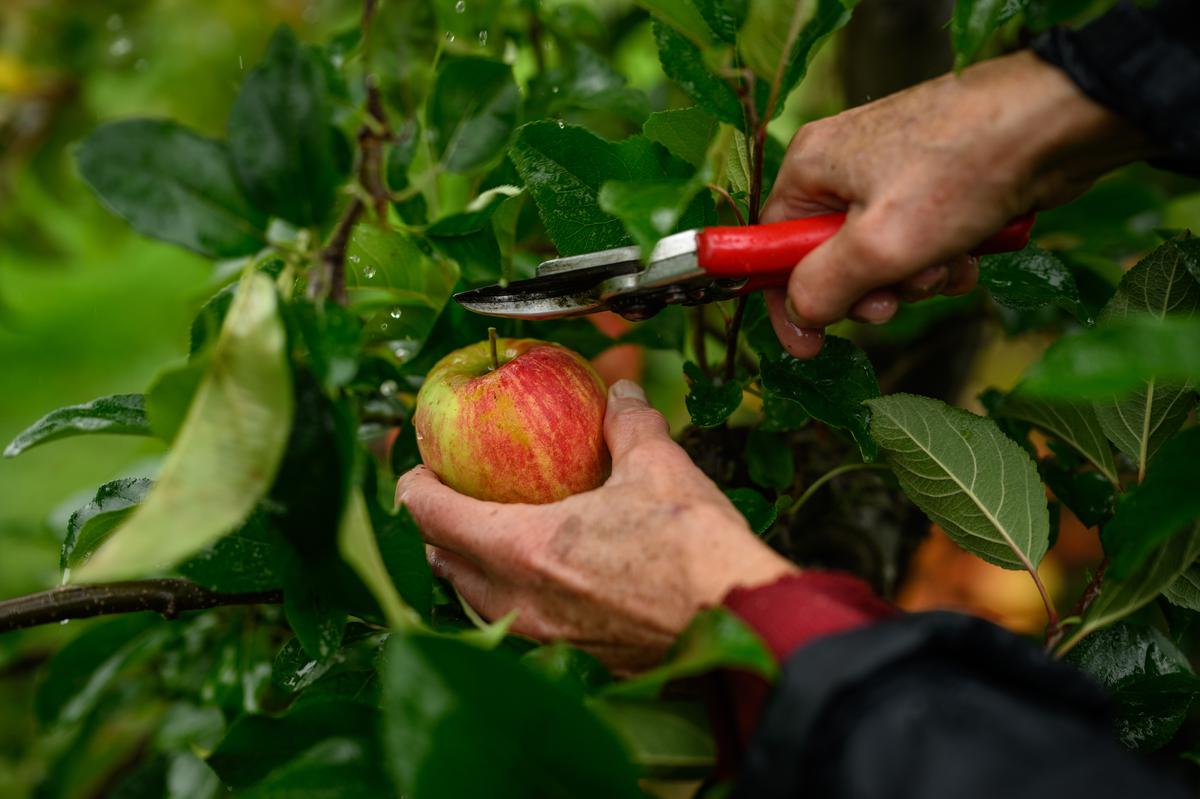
[785,208,926,328]
[604,380,679,474]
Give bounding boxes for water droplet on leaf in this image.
[390,307,403,319]
[445,31,456,42]
[363,265,377,279]
[381,380,399,397]
[556,119,565,128]
[651,208,675,233]
[455,0,466,11]
[106,14,123,31]
[109,37,133,57]
[478,30,488,45]
[380,322,389,331]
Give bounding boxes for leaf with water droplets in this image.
[427,57,520,174]
[5,394,151,458]
[979,245,1088,322]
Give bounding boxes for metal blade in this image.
[453,261,643,319]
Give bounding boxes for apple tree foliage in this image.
[4,0,1200,795]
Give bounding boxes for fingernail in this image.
[856,295,898,325]
[611,379,645,401]
[912,265,948,293]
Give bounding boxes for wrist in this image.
[968,51,1157,208]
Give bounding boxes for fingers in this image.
[942,254,980,296]
[604,380,692,478]
[396,465,519,562]
[765,288,825,358]
[848,289,899,325]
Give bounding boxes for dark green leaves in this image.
[76,120,266,258]
[683,362,743,427]
[599,175,710,259]
[643,106,718,168]
[1103,428,1200,579]
[605,609,776,700]
[427,58,520,174]
[229,26,345,227]
[5,394,151,458]
[652,22,743,126]
[979,245,1087,323]
[867,394,1049,572]
[951,0,1028,68]
[1067,624,1200,751]
[759,336,880,460]
[381,633,642,798]
[510,121,710,257]
[62,478,152,571]
[745,428,795,492]
[739,0,857,106]
[995,391,1117,484]
[724,487,779,535]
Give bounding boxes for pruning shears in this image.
[453,213,1035,321]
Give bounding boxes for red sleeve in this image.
[707,570,897,775]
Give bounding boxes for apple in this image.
[413,333,610,504]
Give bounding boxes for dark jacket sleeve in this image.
[1031,0,1200,176]
[732,612,1190,799]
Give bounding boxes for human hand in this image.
[396,380,797,673]
[763,50,1155,358]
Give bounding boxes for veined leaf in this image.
[427,57,520,174]
[228,26,345,227]
[62,478,153,571]
[979,245,1088,322]
[643,106,719,168]
[5,394,151,458]
[74,272,293,582]
[1164,565,1200,612]
[738,0,858,108]
[509,121,711,257]
[76,120,265,258]
[996,390,1118,484]
[724,487,778,535]
[866,394,1049,572]
[1062,524,1200,655]
[651,21,743,127]
[1103,428,1200,579]
[1094,237,1200,475]
[760,336,880,461]
[682,362,743,428]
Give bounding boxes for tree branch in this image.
[0,580,282,634]
[308,0,394,305]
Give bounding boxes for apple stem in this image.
[487,327,499,371]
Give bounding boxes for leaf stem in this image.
[1046,558,1107,655]
[724,296,748,382]
[0,579,281,634]
[779,462,891,521]
[488,326,499,370]
[693,308,711,376]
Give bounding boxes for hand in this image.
[396,380,797,672]
[762,50,1155,359]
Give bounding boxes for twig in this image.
[0,579,282,634]
[708,183,747,226]
[1045,558,1107,653]
[693,308,711,375]
[773,463,891,533]
[308,0,394,305]
[723,296,749,381]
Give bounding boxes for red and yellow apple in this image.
[413,336,610,504]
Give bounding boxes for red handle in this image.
[696,213,1035,289]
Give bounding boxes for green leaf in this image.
[381,633,643,798]
[338,489,421,631]
[228,26,345,227]
[759,336,880,460]
[521,642,613,695]
[683,362,743,428]
[996,390,1118,484]
[35,615,164,727]
[62,478,153,571]
[738,0,858,105]
[638,0,720,44]
[866,394,1050,571]
[290,300,363,393]
[510,121,711,257]
[591,699,715,778]
[643,106,719,168]
[604,608,777,699]
[1020,316,1200,397]
[427,189,524,285]
[1104,428,1200,579]
[366,1,437,116]
[951,0,1029,68]
[5,394,151,458]
[145,359,207,443]
[529,43,650,124]
[745,428,795,492]
[345,224,460,360]
[979,245,1088,322]
[724,487,778,535]
[1093,237,1200,474]
[208,698,381,790]
[239,738,394,799]
[433,0,505,46]
[76,119,265,258]
[370,503,434,622]
[178,511,282,593]
[1066,623,1200,752]
[1040,463,1114,529]
[427,57,520,174]
[599,174,710,260]
[1065,524,1200,651]
[75,271,293,582]
[694,0,748,43]
[1164,565,1200,612]
[652,21,743,126]
[761,392,809,432]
